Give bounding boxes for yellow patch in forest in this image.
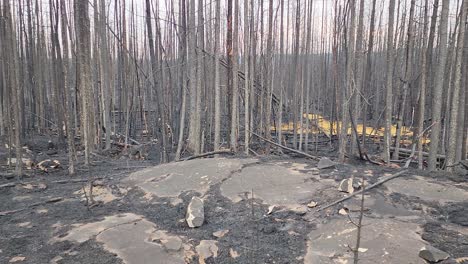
[272,113,430,144]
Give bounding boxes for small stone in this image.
[213,229,229,238]
[307,201,318,208]
[162,237,183,252]
[317,157,337,169]
[267,205,276,215]
[338,208,349,215]
[186,197,204,228]
[9,256,26,263]
[338,178,360,194]
[419,245,450,263]
[196,240,218,263]
[229,248,240,259]
[291,205,308,216]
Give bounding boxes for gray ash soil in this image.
[1,138,468,263]
[422,222,468,258]
[0,148,314,264]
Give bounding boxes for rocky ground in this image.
[1,139,468,264]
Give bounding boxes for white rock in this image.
[186,197,204,228]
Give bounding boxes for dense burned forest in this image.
[0,0,467,172]
[0,0,468,263]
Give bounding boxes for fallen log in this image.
[52,178,103,184]
[317,170,407,211]
[390,147,445,159]
[249,130,320,161]
[0,197,63,216]
[180,150,234,161]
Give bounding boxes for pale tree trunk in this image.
[383,0,396,164]
[195,0,204,153]
[339,0,356,162]
[0,3,4,137]
[243,0,250,154]
[176,0,188,160]
[74,0,93,165]
[446,0,467,171]
[351,0,365,156]
[99,0,111,150]
[362,0,377,150]
[188,0,200,153]
[428,0,450,171]
[291,0,300,151]
[3,0,23,177]
[417,0,430,170]
[145,0,168,162]
[304,0,312,152]
[213,0,221,151]
[59,0,75,175]
[230,0,239,151]
[462,26,468,160]
[393,0,416,160]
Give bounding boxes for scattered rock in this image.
[419,245,450,263]
[149,230,183,252]
[9,256,26,263]
[267,205,276,215]
[37,159,60,172]
[186,197,204,228]
[213,229,229,238]
[7,158,34,170]
[17,222,31,228]
[290,205,308,215]
[195,240,218,264]
[338,208,349,215]
[307,201,318,208]
[36,208,48,214]
[162,237,183,252]
[229,248,240,259]
[357,248,368,253]
[50,255,63,264]
[338,178,361,194]
[439,259,459,264]
[317,157,337,169]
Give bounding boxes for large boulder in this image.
[317,157,337,169]
[186,197,204,228]
[419,245,450,263]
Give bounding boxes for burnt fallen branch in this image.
[317,170,407,211]
[0,182,16,188]
[249,130,320,161]
[180,150,234,161]
[0,197,63,216]
[52,178,103,184]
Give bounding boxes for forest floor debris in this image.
[1,151,468,263]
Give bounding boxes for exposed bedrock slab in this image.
[385,176,468,203]
[55,213,190,264]
[220,162,335,205]
[124,158,258,197]
[304,218,426,264]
